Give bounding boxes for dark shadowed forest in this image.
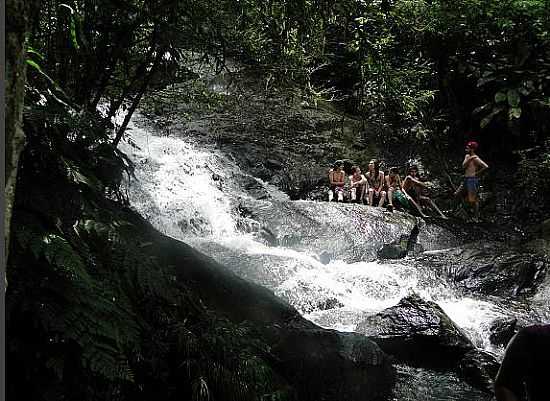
[5,1,550,400]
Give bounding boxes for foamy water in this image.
[119,114,516,355]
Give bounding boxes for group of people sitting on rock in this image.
[328,159,447,219]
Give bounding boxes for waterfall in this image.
[119,113,521,359]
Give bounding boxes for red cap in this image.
[466,141,479,150]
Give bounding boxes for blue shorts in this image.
[464,177,479,202]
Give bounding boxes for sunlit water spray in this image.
[120,125,239,239]
[119,114,516,355]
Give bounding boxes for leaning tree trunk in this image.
[5,0,36,269]
[112,49,163,147]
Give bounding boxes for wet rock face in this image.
[318,250,332,265]
[141,79,385,202]
[241,175,271,199]
[272,326,394,401]
[489,318,520,347]
[377,225,422,260]
[355,294,499,393]
[238,198,419,262]
[356,294,474,369]
[377,243,408,260]
[393,364,494,401]
[417,241,549,297]
[459,349,501,392]
[154,233,395,401]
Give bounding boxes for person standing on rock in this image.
[349,166,368,204]
[366,159,387,207]
[494,324,550,401]
[455,141,489,222]
[328,161,346,202]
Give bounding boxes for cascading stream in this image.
[120,113,520,356]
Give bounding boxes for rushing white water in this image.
[119,113,519,356]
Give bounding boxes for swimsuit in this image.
[330,171,346,195]
[393,190,411,209]
[387,176,400,190]
[463,176,479,203]
[330,170,345,186]
[369,172,385,200]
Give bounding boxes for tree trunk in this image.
[5,0,36,268]
[112,50,163,147]
[107,46,155,120]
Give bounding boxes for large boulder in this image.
[238,198,420,262]
[355,294,498,392]
[377,242,408,260]
[489,318,520,347]
[355,294,473,368]
[271,325,392,401]
[459,349,500,392]
[393,364,494,401]
[416,241,549,297]
[150,229,395,401]
[377,225,421,260]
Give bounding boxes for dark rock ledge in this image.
[143,218,395,401]
[356,293,499,393]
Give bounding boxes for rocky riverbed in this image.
[116,69,550,399]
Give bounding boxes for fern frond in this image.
[191,376,210,401]
[61,156,104,192]
[42,233,92,286]
[45,356,65,381]
[83,344,134,382]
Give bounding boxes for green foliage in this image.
[9,79,291,401]
[11,0,550,398]
[514,141,550,218]
[59,3,81,50]
[396,0,550,135]
[24,0,550,153]
[11,213,140,386]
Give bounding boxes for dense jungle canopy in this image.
[5,0,550,400]
[8,0,550,217]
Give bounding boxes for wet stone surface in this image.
[356,294,499,392]
[415,241,549,297]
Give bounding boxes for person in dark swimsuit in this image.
[366,159,386,207]
[494,324,550,401]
